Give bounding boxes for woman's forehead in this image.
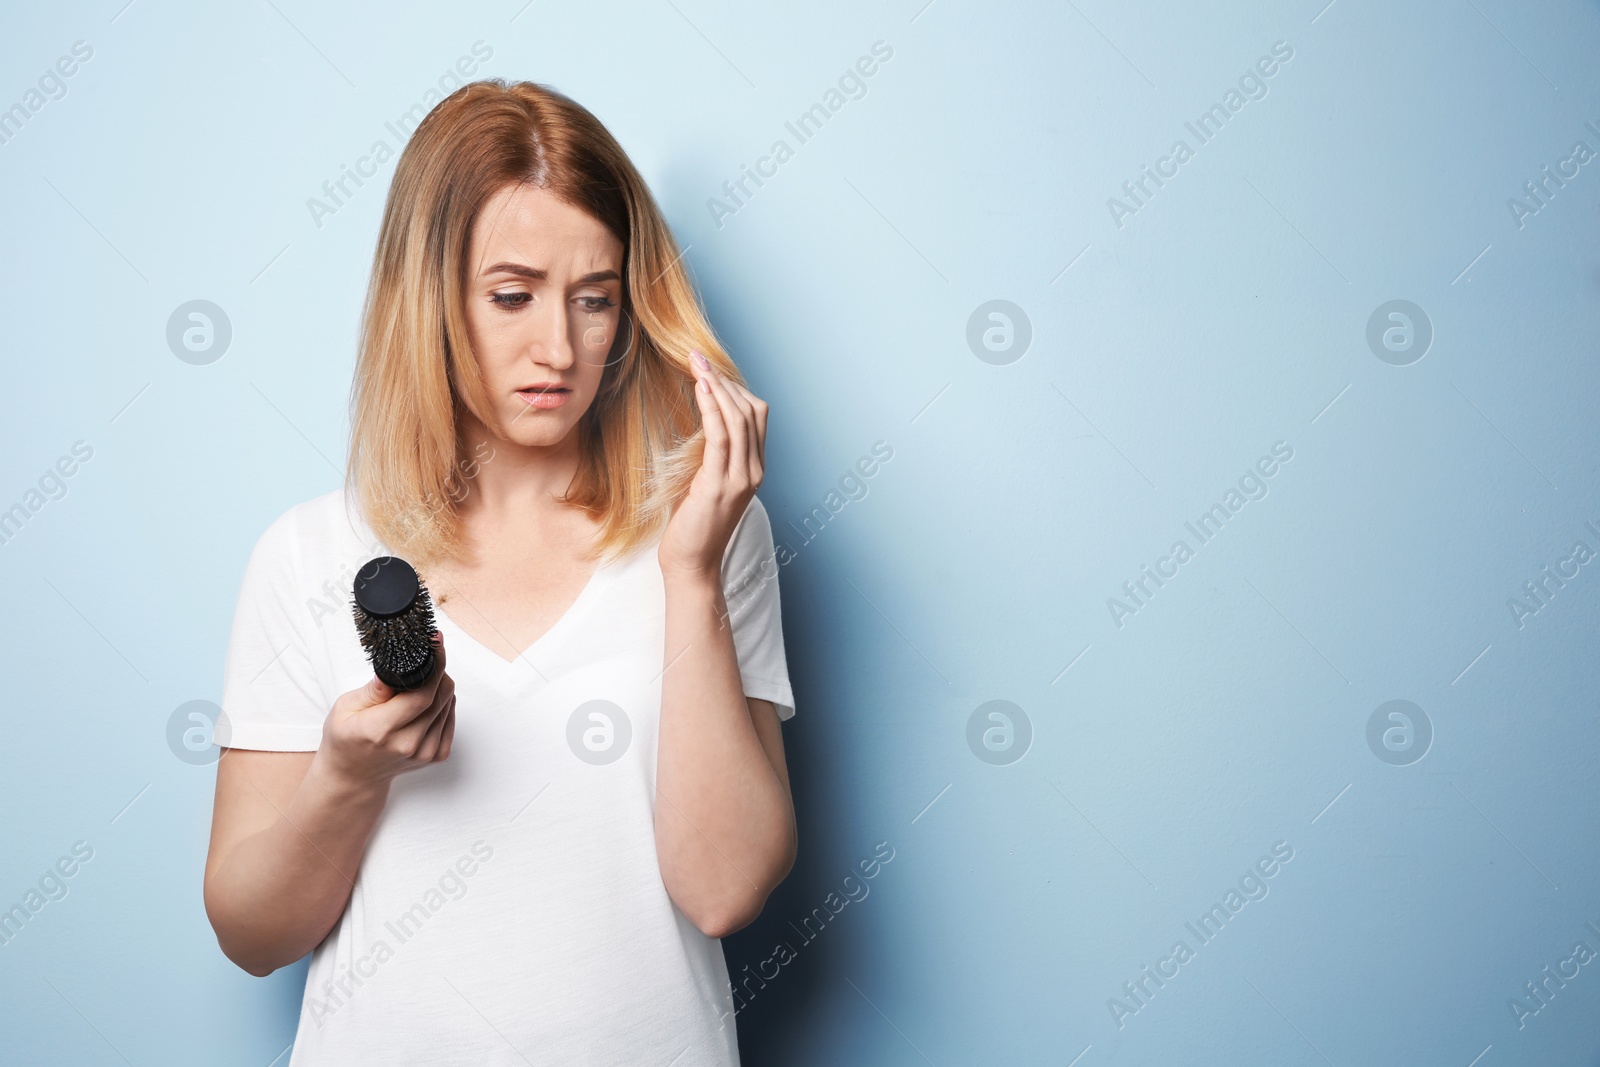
[471,185,622,270]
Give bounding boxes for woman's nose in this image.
[532,300,575,369]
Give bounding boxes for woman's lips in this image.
[516,388,570,409]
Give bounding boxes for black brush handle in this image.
[352,556,439,691]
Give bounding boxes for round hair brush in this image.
[351,556,439,691]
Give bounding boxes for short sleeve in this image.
[719,495,796,721]
[213,507,330,751]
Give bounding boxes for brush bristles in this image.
[351,583,439,691]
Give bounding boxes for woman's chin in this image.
[499,412,581,450]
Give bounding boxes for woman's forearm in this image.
[205,755,391,976]
[655,571,795,937]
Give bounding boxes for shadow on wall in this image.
[650,144,908,1064]
[721,540,907,1063]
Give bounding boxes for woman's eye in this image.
[576,296,617,312]
[490,292,532,309]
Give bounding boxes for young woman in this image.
[203,79,797,1065]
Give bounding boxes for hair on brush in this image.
[351,556,439,691]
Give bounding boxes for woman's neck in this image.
[456,412,584,525]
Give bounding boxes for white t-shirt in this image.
[213,486,795,1066]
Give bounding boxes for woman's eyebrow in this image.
[484,261,545,279]
[481,263,619,284]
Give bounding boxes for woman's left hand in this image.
[658,349,768,583]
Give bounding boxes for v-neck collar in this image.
[433,555,620,681]
[339,490,659,685]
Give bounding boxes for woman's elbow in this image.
[694,896,763,940]
[204,885,281,977]
[233,953,279,979]
[210,922,282,977]
[209,924,281,978]
[695,852,797,939]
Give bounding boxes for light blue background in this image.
[2,1,1598,1064]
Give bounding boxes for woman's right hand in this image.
[315,632,456,790]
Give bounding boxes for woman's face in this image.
[461,182,625,449]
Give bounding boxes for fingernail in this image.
[692,350,709,370]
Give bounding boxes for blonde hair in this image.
[346,78,739,567]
